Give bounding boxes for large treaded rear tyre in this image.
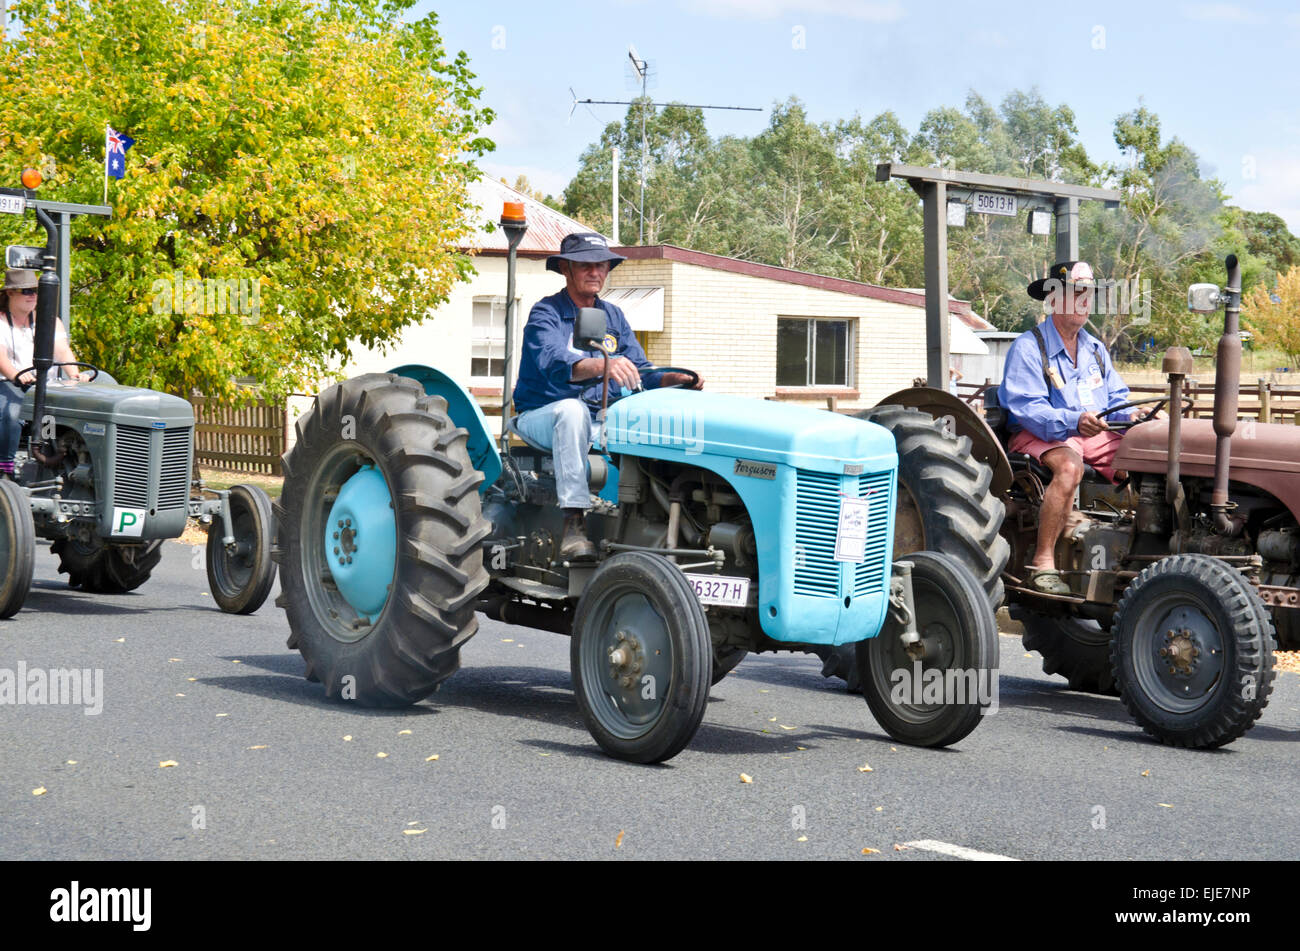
[1014,606,1117,695]
[0,479,35,618]
[1111,554,1276,748]
[52,536,162,594]
[274,374,491,707]
[818,405,1009,691]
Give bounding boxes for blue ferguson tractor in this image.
[271,205,999,763]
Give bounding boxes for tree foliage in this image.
[561,87,1299,358]
[0,0,493,401]
[1243,265,1300,369]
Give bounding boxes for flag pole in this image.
[103,123,109,205]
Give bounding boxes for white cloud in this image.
[1182,3,1267,24]
[480,162,572,200]
[685,0,905,22]
[1228,151,1300,235]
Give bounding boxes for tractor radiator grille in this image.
[158,428,192,511]
[793,470,843,598]
[852,471,893,597]
[114,425,152,507]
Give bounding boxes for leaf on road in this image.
[175,693,185,698]
[615,830,625,849]
[780,725,796,731]
[65,760,77,765]
[425,755,439,762]
[1141,769,1151,777]
[1158,803,1173,808]
[739,773,753,784]
[216,713,229,718]
[343,735,352,741]
[159,760,178,768]
[502,638,514,642]
[796,836,808,842]
[398,729,412,736]
[247,745,268,750]
[114,638,125,643]
[796,746,807,751]
[768,717,777,722]
[861,847,879,854]
[857,763,873,772]
[32,786,47,796]
[893,843,909,851]
[403,828,426,836]
[376,752,388,758]
[875,806,883,812]
[168,658,182,662]
[231,659,241,664]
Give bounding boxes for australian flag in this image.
[106,125,135,179]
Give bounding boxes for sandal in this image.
[1027,568,1071,596]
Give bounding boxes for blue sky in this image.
[417,0,1300,232]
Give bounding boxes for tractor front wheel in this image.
[52,535,162,594]
[1112,554,1275,748]
[857,551,998,747]
[206,484,277,614]
[274,374,491,707]
[572,552,712,763]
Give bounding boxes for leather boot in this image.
[559,508,596,561]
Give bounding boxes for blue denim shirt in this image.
[511,289,662,418]
[999,318,1130,442]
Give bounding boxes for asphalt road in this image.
[1,540,1297,861]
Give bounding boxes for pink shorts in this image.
[1008,429,1125,483]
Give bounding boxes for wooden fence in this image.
[956,378,1300,424]
[190,397,286,475]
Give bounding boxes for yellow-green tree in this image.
[1243,265,1300,369]
[0,0,492,401]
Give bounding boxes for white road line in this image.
[903,839,1019,861]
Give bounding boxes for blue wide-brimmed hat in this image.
[546,232,626,274]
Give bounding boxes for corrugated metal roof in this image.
[461,178,605,255]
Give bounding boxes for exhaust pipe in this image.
[1210,254,1242,535]
[1162,346,1193,541]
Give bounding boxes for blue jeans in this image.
[0,381,23,464]
[514,399,595,509]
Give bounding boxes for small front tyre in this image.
[1112,554,1275,748]
[572,552,712,763]
[207,484,277,614]
[0,479,35,618]
[857,551,999,747]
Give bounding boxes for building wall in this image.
[608,259,931,409]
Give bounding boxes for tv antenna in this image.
[569,45,761,245]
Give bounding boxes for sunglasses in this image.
[16,288,38,297]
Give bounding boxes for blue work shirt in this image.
[999,318,1130,442]
[511,288,663,419]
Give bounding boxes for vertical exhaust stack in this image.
[30,202,61,465]
[1211,254,1242,535]
[1162,345,1194,541]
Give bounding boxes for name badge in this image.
[1087,363,1103,390]
[1078,383,1095,407]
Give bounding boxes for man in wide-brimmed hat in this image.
[999,261,1133,595]
[511,232,703,559]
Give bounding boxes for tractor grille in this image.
[114,425,152,507]
[793,468,893,599]
[159,427,192,511]
[793,469,843,598]
[852,471,893,597]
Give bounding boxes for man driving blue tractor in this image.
[511,232,704,560]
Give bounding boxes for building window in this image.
[471,296,513,380]
[777,317,853,387]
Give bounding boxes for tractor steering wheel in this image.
[1096,395,1194,431]
[642,366,701,390]
[12,362,101,391]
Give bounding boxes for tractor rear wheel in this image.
[857,551,998,747]
[818,405,1009,692]
[274,374,491,707]
[0,479,35,618]
[1014,606,1117,695]
[1112,554,1275,748]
